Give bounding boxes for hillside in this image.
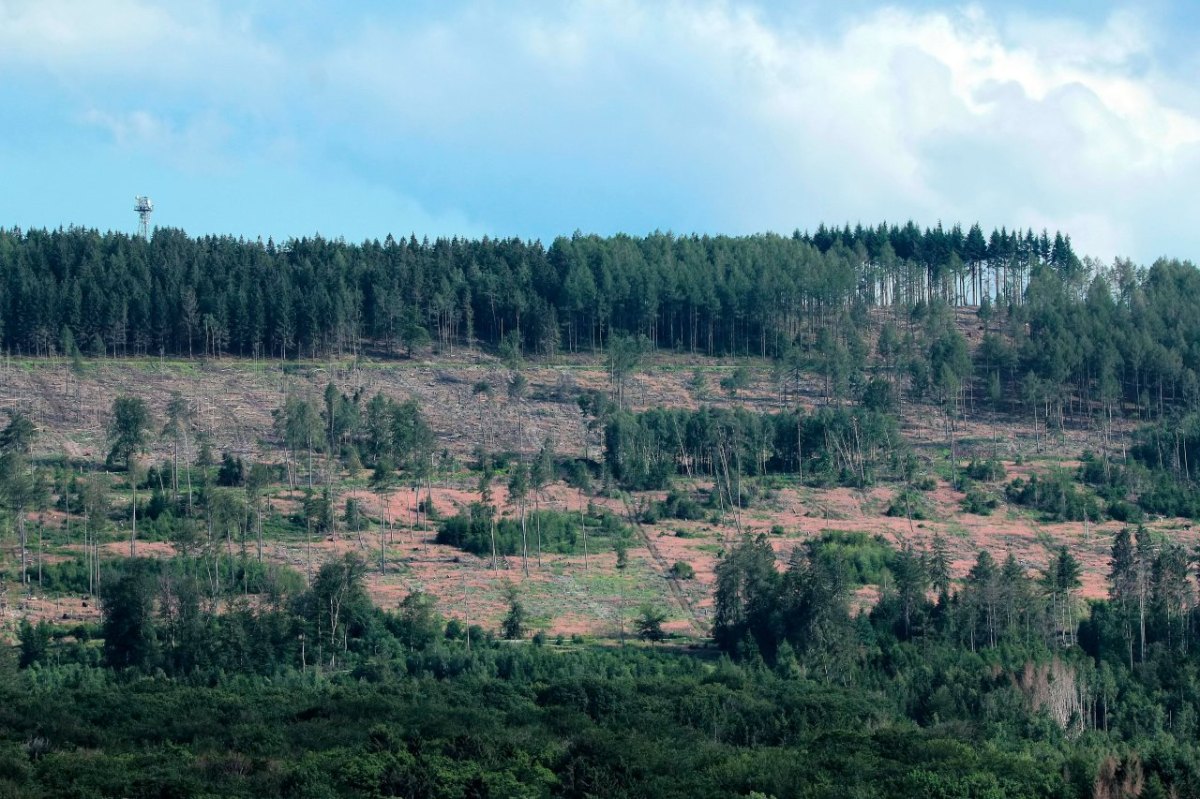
[4,228,1200,797]
[2,305,1195,640]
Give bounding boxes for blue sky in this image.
[2,1,1199,262]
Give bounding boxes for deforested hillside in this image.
[4,224,1200,796]
[2,222,1200,632]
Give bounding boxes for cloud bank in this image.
[1,0,1197,261]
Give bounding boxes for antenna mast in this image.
[134,196,154,239]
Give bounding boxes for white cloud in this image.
[3,0,1198,260]
[307,1,1200,257]
[0,0,282,106]
[80,108,236,173]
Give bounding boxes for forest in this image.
[4,523,1200,796]
[2,223,1198,430]
[2,221,1200,796]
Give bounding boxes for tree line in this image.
[6,223,1200,428]
[0,221,1077,362]
[11,526,1200,796]
[600,404,905,491]
[715,527,1200,741]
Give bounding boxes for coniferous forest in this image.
[5,223,1199,423]
[3,222,1200,797]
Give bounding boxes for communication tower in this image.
[134,196,154,239]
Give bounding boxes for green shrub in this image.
[644,490,705,523]
[886,488,932,520]
[670,561,695,580]
[912,475,938,491]
[961,485,999,515]
[964,457,1006,482]
[1005,469,1100,522]
[808,531,896,586]
[437,505,631,556]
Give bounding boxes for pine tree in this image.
[1042,546,1082,647]
[1109,527,1137,666]
[106,396,152,470]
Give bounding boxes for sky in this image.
[2,0,1199,263]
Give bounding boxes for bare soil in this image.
[0,350,1184,640]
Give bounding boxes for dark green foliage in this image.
[105,395,151,469]
[1079,449,1198,520]
[387,397,435,471]
[713,534,782,657]
[808,530,895,586]
[26,556,94,593]
[606,332,650,406]
[643,489,705,522]
[614,536,629,569]
[17,620,51,668]
[9,223,1200,796]
[217,451,246,486]
[0,451,47,519]
[0,637,1157,799]
[100,561,159,669]
[343,496,366,531]
[300,555,373,657]
[391,591,443,650]
[886,487,932,520]
[635,605,668,641]
[300,491,334,535]
[501,597,526,640]
[0,222,1087,364]
[961,484,1000,515]
[1135,474,1200,518]
[964,457,1006,482]
[9,532,1200,798]
[564,453,597,491]
[0,410,36,454]
[719,365,752,397]
[437,505,630,557]
[1005,469,1100,521]
[1106,498,1145,523]
[443,618,465,641]
[195,435,214,467]
[670,560,695,580]
[1131,417,1200,477]
[32,555,304,599]
[602,405,904,490]
[860,377,898,412]
[11,226,1193,436]
[910,473,938,491]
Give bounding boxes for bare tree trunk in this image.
[489,515,498,570]
[130,482,137,558]
[409,486,417,545]
[520,499,529,576]
[307,518,314,577]
[423,471,434,554]
[183,429,194,515]
[580,499,589,572]
[534,490,543,569]
[18,516,27,586]
[379,515,386,573]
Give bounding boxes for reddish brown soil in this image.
[0,349,1183,640]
